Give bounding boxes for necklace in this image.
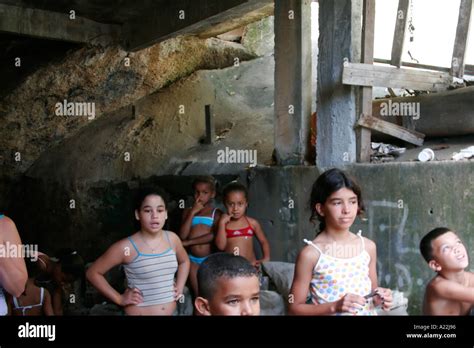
[139,231,160,253]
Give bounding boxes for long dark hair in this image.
[309,168,365,234]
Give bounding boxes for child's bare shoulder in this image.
[299,243,320,263]
[362,236,376,251]
[426,275,453,297]
[164,230,181,244]
[467,271,474,286]
[247,216,262,227]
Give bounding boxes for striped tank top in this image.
[123,231,178,306]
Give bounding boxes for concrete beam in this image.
[317,0,362,168]
[124,0,273,52]
[0,4,120,44]
[274,0,312,165]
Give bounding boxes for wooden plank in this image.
[343,61,452,91]
[357,114,424,146]
[375,58,474,76]
[357,0,375,163]
[451,0,473,78]
[0,4,120,44]
[391,0,410,67]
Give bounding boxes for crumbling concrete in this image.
[0,36,257,177]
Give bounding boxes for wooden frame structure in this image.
[345,0,473,162]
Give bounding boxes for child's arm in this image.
[43,289,54,316]
[52,287,63,315]
[215,213,231,250]
[249,218,270,265]
[6,294,13,316]
[0,217,27,297]
[86,240,142,307]
[182,210,222,247]
[182,233,214,247]
[170,233,190,299]
[431,277,474,304]
[179,201,205,241]
[288,246,366,315]
[366,238,393,311]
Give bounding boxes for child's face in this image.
[135,195,168,232]
[430,231,469,271]
[194,182,215,206]
[197,276,260,316]
[316,188,358,231]
[225,191,248,219]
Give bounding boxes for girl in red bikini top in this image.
[225,216,255,238]
[216,182,271,267]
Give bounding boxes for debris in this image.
[371,142,406,162]
[452,146,474,161]
[418,148,435,162]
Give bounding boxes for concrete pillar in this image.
[274,0,312,165]
[316,0,362,168]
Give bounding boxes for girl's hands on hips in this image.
[120,287,143,306]
[374,287,393,311]
[336,293,366,314]
[174,285,184,302]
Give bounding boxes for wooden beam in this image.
[390,0,410,67]
[451,0,473,78]
[376,58,474,76]
[0,4,120,44]
[357,114,424,146]
[124,0,273,51]
[343,61,452,91]
[357,0,375,163]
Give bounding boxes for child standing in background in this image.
[8,258,54,316]
[179,176,222,296]
[216,182,270,267]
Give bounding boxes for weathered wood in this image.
[124,0,273,51]
[451,0,473,78]
[343,61,452,91]
[274,0,312,165]
[372,86,474,138]
[375,58,474,75]
[357,114,425,146]
[390,0,410,67]
[0,4,120,44]
[204,105,215,145]
[357,0,375,163]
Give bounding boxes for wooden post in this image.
[451,0,473,78]
[390,0,410,67]
[357,0,375,162]
[204,105,214,144]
